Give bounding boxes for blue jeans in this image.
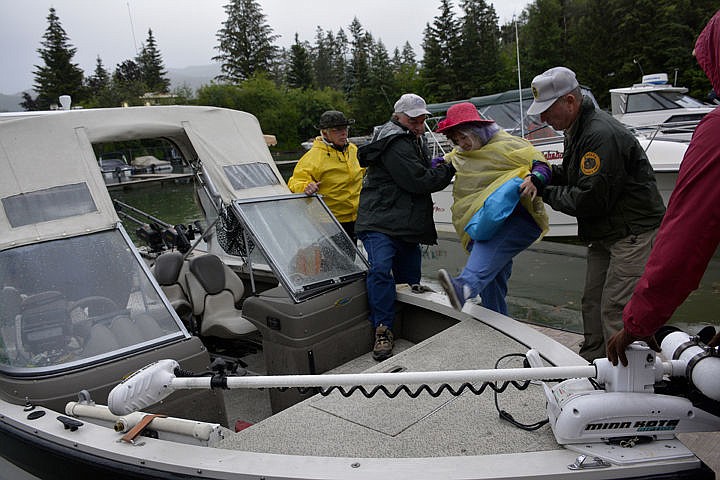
[456,208,541,315]
[358,231,421,329]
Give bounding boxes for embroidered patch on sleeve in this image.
[580,152,601,175]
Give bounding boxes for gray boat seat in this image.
[185,254,257,339]
[18,291,72,354]
[109,314,145,347]
[152,251,192,322]
[82,323,121,358]
[1,286,22,327]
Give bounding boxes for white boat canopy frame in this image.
[0,106,290,252]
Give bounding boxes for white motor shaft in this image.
[661,331,720,402]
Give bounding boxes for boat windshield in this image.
[231,195,368,302]
[626,91,707,113]
[0,229,185,374]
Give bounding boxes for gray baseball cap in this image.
[393,93,431,117]
[527,67,579,116]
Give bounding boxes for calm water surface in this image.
[110,177,719,335]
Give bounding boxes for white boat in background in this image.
[0,105,717,479]
[610,73,717,141]
[427,87,688,237]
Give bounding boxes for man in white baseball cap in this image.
[394,93,432,118]
[529,65,666,363]
[526,66,579,116]
[355,93,455,361]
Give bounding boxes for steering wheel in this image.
[69,296,132,327]
[70,296,119,316]
[86,308,132,326]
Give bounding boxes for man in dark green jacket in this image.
[356,93,456,361]
[528,67,665,361]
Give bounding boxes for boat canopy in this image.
[426,86,597,141]
[0,106,289,251]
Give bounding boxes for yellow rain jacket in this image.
[446,130,549,250]
[288,137,365,222]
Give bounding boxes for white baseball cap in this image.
[527,67,579,116]
[394,93,431,117]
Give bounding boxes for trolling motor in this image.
[107,328,720,446]
[542,328,720,445]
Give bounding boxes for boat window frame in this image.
[230,194,368,303]
[0,225,190,377]
[2,182,98,228]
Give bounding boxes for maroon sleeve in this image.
[623,111,720,337]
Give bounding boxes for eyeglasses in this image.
[328,126,349,133]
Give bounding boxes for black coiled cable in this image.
[277,379,533,398]
[493,353,549,431]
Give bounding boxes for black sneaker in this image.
[372,325,394,361]
[410,283,436,294]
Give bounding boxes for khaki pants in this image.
[578,228,658,361]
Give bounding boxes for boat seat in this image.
[109,314,145,347]
[152,251,193,323]
[18,291,72,354]
[133,312,166,339]
[82,323,121,358]
[185,254,257,339]
[0,286,22,327]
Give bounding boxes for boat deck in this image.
[220,314,562,458]
[218,314,718,477]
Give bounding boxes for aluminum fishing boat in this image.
[0,106,717,479]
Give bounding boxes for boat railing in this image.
[627,119,702,143]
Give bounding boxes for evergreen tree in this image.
[366,40,397,124]
[345,18,372,98]
[269,47,290,87]
[86,56,110,92]
[393,42,421,94]
[456,0,503,97]
[518,0,572,86]
[421,0,462,101]
[84,56,116,107]
[26,7,85,110]
[19,92,39,111]
[287,33,314,89]
[136,29,170,93]
[344,19,376,131]
[113,59,146,105]
[313,28,337,90]
[332,29,350,91]
[213,0,279,83]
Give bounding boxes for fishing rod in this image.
[113,199,172,229]
[424,120,448,157]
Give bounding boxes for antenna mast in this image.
[127,1,139,54]
[514,15,524,138]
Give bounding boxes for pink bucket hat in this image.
[436,102,494,133]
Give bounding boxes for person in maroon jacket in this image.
[607,10,720,366]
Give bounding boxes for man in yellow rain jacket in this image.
[288,110,364,242]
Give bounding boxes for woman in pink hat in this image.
[435,102,550,314]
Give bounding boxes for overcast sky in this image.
[0,0,529,94]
